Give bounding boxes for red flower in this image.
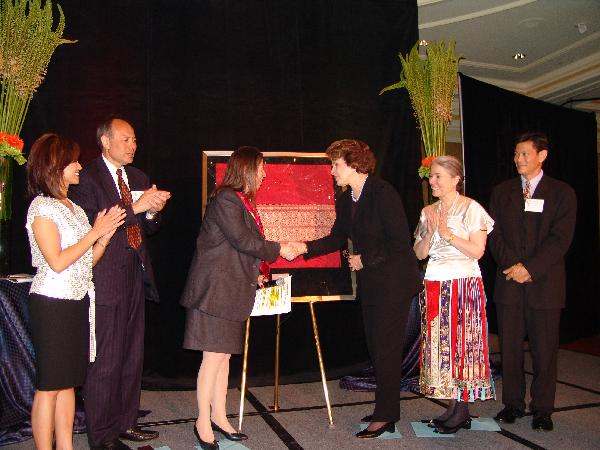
[0,132,24,151]
[421,155,435,168]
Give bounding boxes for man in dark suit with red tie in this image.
[488,132,577,432]
[69,117,171,449]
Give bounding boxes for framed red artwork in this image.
[202,151,355,301]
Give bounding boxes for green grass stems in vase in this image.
[380,40,460,179]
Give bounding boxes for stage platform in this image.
[9,348,600,449]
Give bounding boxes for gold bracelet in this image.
[446,233,454,244]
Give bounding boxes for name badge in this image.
[524,198,544,213]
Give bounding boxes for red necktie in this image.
[117,168,142,249]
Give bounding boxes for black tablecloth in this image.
[0,280,87,446]
[0,280,35,446]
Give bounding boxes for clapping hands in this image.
[279,241,307,261]
[133,184,171,214]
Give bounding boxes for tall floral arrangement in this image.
[380,40,460,178]
[0,0,74,272]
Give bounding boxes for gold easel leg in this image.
[238,318,251,431]
[271,314,281,411]
[309,301,334,427]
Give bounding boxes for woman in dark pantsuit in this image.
[293,139,421,438]
[180,147,293,449]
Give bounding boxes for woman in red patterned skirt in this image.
[414,155,495,434]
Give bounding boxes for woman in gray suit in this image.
[180,147,293,449]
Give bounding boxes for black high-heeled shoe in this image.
[355,421,396,439]
[421,417,446,428]
[193,425,219,449]
[211,421,248,441]
[434,417,471,434]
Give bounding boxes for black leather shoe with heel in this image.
[211,421,248,441]
[355,421,396,439]
[434,418,472,434]
[193,425,219,450]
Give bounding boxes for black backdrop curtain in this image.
[9,1,420,385]
[460,74,600,341]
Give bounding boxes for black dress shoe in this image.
[193,425,219,449]
[434,418,471,434]
[531,414,553,431]
[361,414,373,423]
[211,421,248,441]
[494,406,525,424]
[119,427,159,441]
[355,421,396,439]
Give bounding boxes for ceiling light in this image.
[576,23,587,34]
[513,52,526,60]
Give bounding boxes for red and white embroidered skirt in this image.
[419,277,495,401]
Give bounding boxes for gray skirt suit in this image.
[180,188,280,354]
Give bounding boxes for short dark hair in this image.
[27,133,80,199]
[515,131,550,153]
[325,139,376,174]
[96,115,129,150]
[215,146,264,200]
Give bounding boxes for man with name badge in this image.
[488,132,576,432]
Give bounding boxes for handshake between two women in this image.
[277,242,364,271]
[278,241,308,261]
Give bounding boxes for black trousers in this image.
[84,254,145,446]
[362,298,411,422]
[496,302,561,415]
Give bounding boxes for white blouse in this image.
[26,195,96,361]
[415,198,494,281]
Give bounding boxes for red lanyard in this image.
[235,192,270,278]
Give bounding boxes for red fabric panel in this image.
[425,280,440,341]
[215,163,340,268]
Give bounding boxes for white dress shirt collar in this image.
[102,154,129,195]
[521,169,543,197]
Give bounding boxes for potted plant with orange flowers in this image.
[0,0,74,273]
[380,40,460,203]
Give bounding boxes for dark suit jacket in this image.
[180,188,280,322]
[305,176,421,305]
[68,157,161,305]
[488,174,577,309]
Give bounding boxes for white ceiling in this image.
[418,0,600,113]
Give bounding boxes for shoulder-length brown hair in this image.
[213,146,264,201]
[325,139,376,174]
[27,133,80,199]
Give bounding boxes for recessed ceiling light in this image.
[576,23,587,34]
[513,52,526,60]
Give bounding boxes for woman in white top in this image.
[413,155,495,434]
[25,134,125,450]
